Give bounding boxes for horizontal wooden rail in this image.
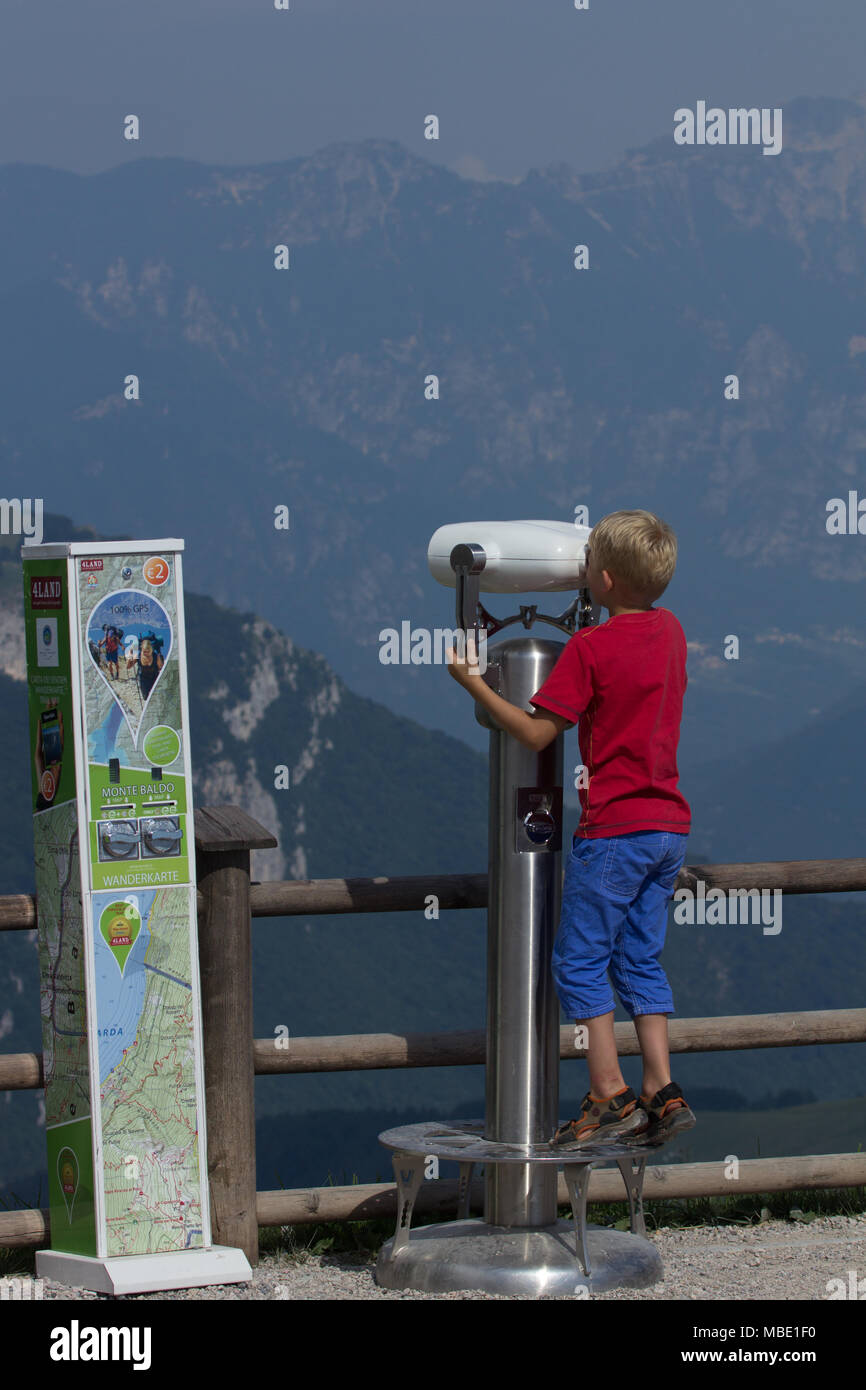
[0,896,38,932]
[248,858,866,916]
[4,1009,864,1091]
[257,1150,866,1223]
[4,858,866,932]
[247,874,487,918]
[2,1153,863,1248]
[675,859,866,895]
[252,1009,866,1074]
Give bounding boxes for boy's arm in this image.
[446,642,573,751]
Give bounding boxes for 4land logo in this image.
[30,575,62,609]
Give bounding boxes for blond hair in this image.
[588,510,677,602]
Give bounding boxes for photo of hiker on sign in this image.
[85,592,172,739]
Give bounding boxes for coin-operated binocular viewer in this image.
[375,521,663,1295]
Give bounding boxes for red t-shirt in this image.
[529,607,691,840]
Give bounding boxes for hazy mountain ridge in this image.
[542,96,866,269]
[2,97,866,750]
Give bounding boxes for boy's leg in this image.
[607,832,686,1022]
[576,1010,627,1098]
[553,1002,642,1146]
[550,839,645,1144]
[553,837,624,1027]
[606,833,695,1127]
[633,1013,672,1100]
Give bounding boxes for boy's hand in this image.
[446,637,573,750]
[445,635,484,689]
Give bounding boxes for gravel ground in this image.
[33,1213,866,1301]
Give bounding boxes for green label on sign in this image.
[142,725,181,766]
[57,1146,80,1221]
[46,1119,97,1255]
[99,900,141,975]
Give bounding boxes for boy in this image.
[446,509,695,1148]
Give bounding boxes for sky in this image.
[1,0,864,180]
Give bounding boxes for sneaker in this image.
[550,1085,645,1149]
[636,1080,696,1138]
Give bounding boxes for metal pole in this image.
[375,536,664,1291]
[481,636,565,1228]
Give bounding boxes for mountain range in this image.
[2,89,866,1202]
[2,96,866,758]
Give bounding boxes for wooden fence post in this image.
[195,805,277,1267]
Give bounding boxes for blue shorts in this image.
[552,830,688,1021]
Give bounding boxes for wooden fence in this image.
[1,804,865,1265]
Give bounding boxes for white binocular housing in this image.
[428,519,592,593]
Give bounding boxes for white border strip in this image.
[22,540,185,559]
[67,553,109,1258]
[173,551,215,1248]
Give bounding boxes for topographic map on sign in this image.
[93,885,204,1255]
[35,801,90,1127]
